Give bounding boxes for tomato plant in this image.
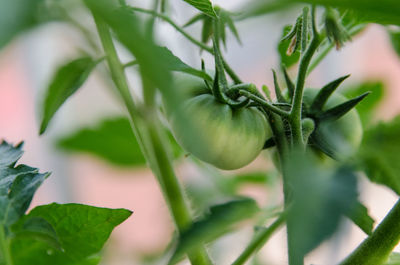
[2,1,400,265]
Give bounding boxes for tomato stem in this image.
[289,6,321,149]
[339,198,400,265]
[92,13,213,265]
[231,213,286,265]
[285,6,321,265]
[238,90,290,117]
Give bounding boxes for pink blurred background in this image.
[1,0,400,264]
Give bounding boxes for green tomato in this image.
[166,77,271,170]
[303,88,363,160]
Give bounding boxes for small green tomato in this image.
[166,76,272,170]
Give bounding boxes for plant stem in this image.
[231,214,286,265]
[284,7,321,265]
[123,60,138,69]
[239,90,290,117]
[0,226,13,265]
[92,14,212,265]
[289,6,320,149]
[339,198,400,265]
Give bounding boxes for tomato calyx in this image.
[299,75,370,159]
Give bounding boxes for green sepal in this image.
[318,92,370,121]
[292,16,302,54]
[324,7,351,50]
[218,8,242,47]
[310,74,351,113]
[182,0,217,18]
[281,23,297,42]
[212,36,250,107]
[201,17,213,44]
[183,13,205,27]
[282,66,295,100]
[272,69,287,103]
[40,57,101,135]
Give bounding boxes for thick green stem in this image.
[93,14,212,265]
[289,6,320,149]
[0,226,13,265]
[231,214,286,265]
[283,8,321,265]
[340,198,400,265]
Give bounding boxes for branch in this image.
[239,90,290,117]
[231,214,286,265]
[340,198,400,265]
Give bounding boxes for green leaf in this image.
[359,116,400,195]
[10,203,132,265]
[40,57,99,135]
[201,17,213,44]
[286,151,358,259]
[0,165,38,196]
[0,141,49,228]
[225,172,277,194]
[242,0,400,26]
[386,253,400,265]
[217,8,242,47]
[389,29,400,57]
[57,117,146,167]
[278,25,301,68]
[0,0,44,49]
[56,117,182,167]
[239,1,293,19]
[168,198,259,264]
[293,0,400,25]
[0,172,49,228]
[0,141,24,168]
[12,216,62,251]
[343,82,385,128]
[182,0,217,18]
[345,201,374,235]
[158,47,212,81]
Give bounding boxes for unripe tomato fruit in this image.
[165,76,271,170]
[303,88,363,160]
